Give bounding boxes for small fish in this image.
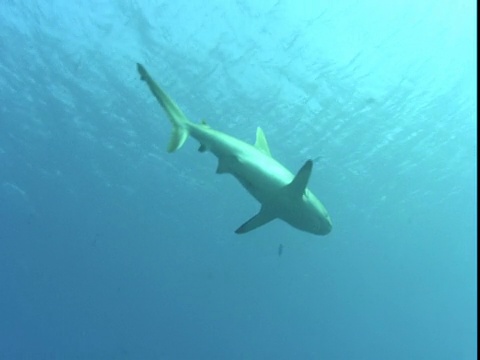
[278,244,283,256]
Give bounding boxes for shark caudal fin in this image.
[137,63,190,152]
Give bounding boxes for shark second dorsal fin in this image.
[286,160,313,197]
[235,206,275,234]
[254,127,271,157]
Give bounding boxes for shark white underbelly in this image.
[137,63,332,236]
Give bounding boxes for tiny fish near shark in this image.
[137,63,332,236]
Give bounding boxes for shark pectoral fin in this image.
[235,207,275,234]
[287,160,313,196]
[254,127,272,157]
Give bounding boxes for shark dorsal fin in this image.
[286,160,313,197]
[254,127,271,157]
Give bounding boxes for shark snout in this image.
[316,215,333,235]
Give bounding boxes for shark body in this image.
[137,63,332,235]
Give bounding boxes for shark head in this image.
[235,159,333,236]
[280,161,333,236]
[308,204,333,235]
[309,190,332,235]
[287,189,332,235]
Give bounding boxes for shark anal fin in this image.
[254,127,272,157]
[287,160,313,197]
[235,207,275,234]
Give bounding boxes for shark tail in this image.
[137,63,190,152]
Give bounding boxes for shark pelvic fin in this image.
[235,206,275,234]
[216,155,240,174]
[254,127,272,157]
[286,160,313,197]
[216,157,230,174]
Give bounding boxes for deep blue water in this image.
[0,1,477,359]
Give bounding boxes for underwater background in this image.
[0,0,476,359]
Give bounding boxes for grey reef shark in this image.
[137,63,332,236]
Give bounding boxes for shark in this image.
[137,63,332,236]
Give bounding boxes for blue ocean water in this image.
[0,0,476,359]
